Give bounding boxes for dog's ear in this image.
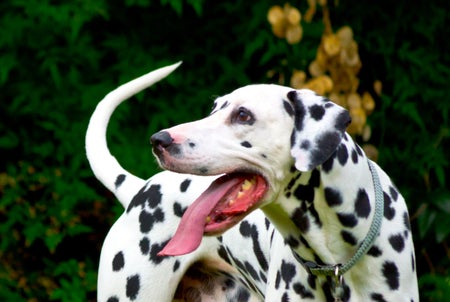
[287,90,351,172]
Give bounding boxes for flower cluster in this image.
[268,3,380,159]
[267,4,303,44]
[291,26,377,139]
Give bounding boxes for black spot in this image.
[138,211,153,233]
[199,167,208,174]
[389,186,399,201]
[235,288,251,301]
[115,174,126,189]
[173,202,187,217]
[239,221,268,271]
[300,236,311,249]
[127,184,163,213]
[173,260,180,272]
[244,261,260,281]
[147,187,163,208]
[180,178,191,192]
[288,91,306,131]
[370,292,388,302]
[321,279,334,302]
[188,142,196,148]
[301,140,311,150]
[403,211,411,232]
[337,212,358,227]
[335,110,352,131]
[139,237,150,255]
[367,245,382,257]
[355,144,363,156]
[239,220,252,237]
[337,144,349,166]
[283,100,294,116]
[310,132,342,168]
[260,270,267,283]
[166,143,181,156]
[307,273,316,289]
[224,278,235,289]
[281,260,296,289]
[241,141,252,148]
[341,230,357,246]
[324,187,343,207]
[220,100,229,110]
[281,292,289,302]
[126,274,140,300]
[211,101,218,112]
[294,184,314,203]
[293,282,315,298]
[351,148,359,164]
[112,251,125,271]
[285,236,300,248]
[149,239,170,265]
[106,297,119,302]
[309,204,323,227]
[218,246,232,265]
[265,218,271,229]
[321,154,334,173]
[139,208,164,233]
[309,104,326,121]
[382,261,400,290]
[342,283,351,301]
[383,192,396,220]
[322,278,351,301]
[292,208,310,233]
[260,153,267,158]
[231,258,258,294]
[388,233,405,253]
[355,189,371,218]
[285,172,302,193]
[343,133,349,141]
[275,270,281,289]
[290,131,297,149]
[309,169,321,187]
[411,252,415,272]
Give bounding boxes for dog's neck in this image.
[263,134,375,267]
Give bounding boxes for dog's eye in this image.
[232,107,254,125]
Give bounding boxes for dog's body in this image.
[86,63,419,301]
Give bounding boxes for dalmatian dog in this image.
[86,63,419,301]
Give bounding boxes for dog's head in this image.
[151,84,350,255]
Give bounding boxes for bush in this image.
[0,0,448,300]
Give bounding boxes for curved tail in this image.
[85,62,182,207]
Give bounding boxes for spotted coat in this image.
[86,63,419,302]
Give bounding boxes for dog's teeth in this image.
[242,179,253,191]
[237,191,244,199]
[205,216,211,223]
[228,199,235,205]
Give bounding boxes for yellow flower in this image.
[267,4,303,44]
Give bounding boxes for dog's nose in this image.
[150,131,174,148]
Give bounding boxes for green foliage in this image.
[0,0,448,301]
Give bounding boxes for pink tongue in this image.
[158,176,242,256]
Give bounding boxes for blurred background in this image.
[0,0,448,301]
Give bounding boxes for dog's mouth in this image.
[158,173,268,256]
